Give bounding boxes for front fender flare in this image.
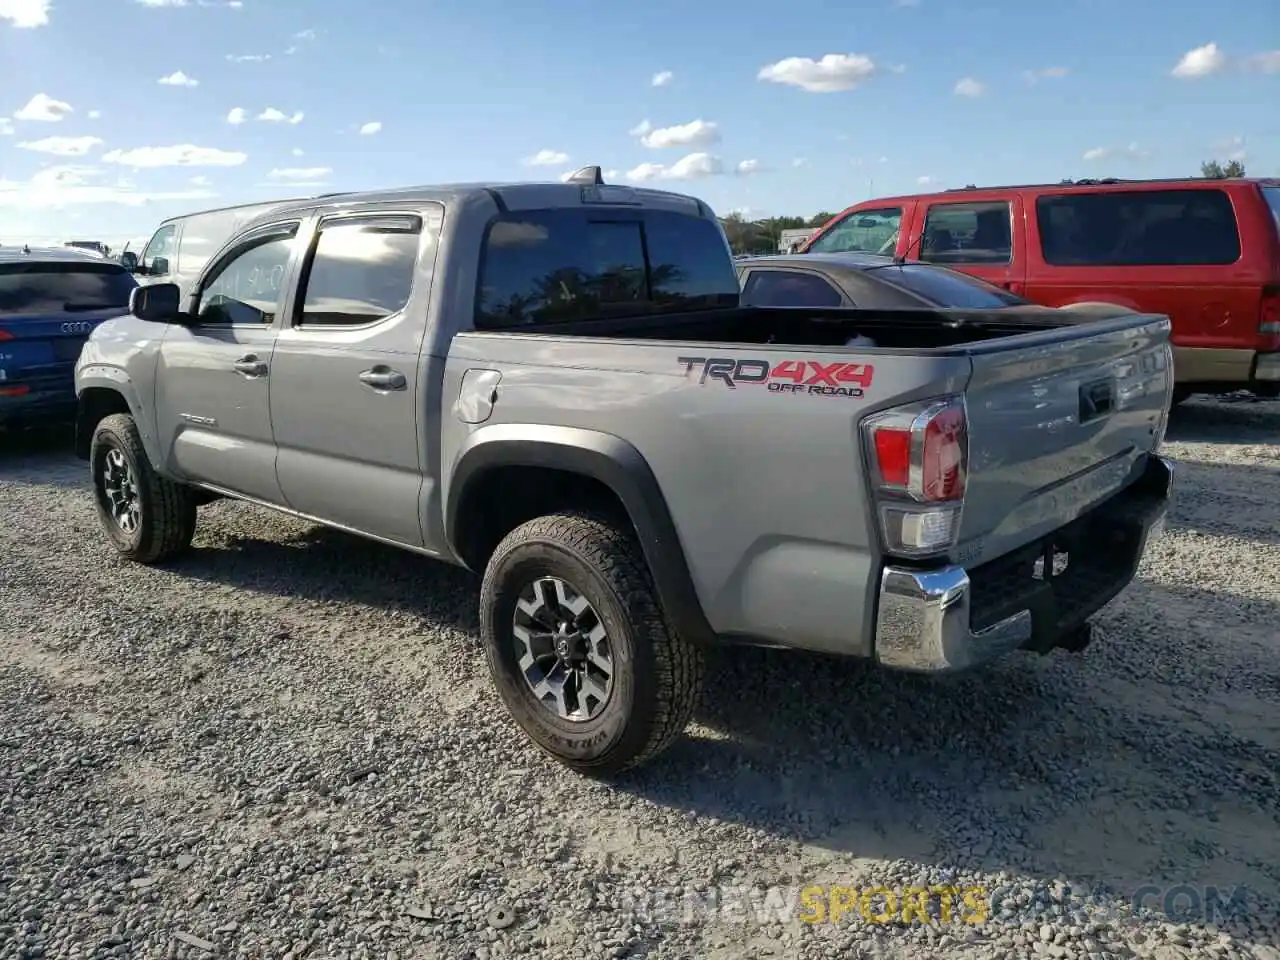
[74,368,162,468]
[446,424,716,646]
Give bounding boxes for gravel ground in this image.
[1,397,1278,960]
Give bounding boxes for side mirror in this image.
[129,282,181,323]
[150,255,170,276]
[119,251,139,272]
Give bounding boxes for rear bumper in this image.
[0,384,77,426]
[873,454,1174,672]
[1254,352,1280,382]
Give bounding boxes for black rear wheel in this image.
[480,511,705,776]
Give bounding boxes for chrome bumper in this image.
[873,455,1175,673]
[1254,352,1280,382]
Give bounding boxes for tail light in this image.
[0,329,12,341]
[862,396,968,557]
[1261,285,1280,351]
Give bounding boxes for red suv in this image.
[800,177,1280,402]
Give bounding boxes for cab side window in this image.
[806,208,902,255]
[295,216,422,327]
[741,269,845,307]
[194,225,299,326]
[140,224,178,277]
[918,201,1012,265]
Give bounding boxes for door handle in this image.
[358,366,407,391]
[233,355,268,378]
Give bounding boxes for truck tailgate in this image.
[955,312,1173,565]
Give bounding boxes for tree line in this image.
[720,159,1249,255]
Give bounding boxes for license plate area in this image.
[52,337,87,362]
[1078,377,1115,424]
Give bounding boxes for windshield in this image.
[1264,187,1280,237]
[0,262,137,316]
[865,262,1027,308]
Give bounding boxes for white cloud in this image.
[190,175,211,186]
[954,77,986,97]
[522,148,570,166]
[257,107,304,124]
[294,28,316,39]
[87,110,102,120]
[628,119,653,137]
[757,53,877,93]
[1082,143,1149,162]
[1172,42,1227,79]
[891,0,919,6]
[18,135,104,157]
[0,118,13,136]
[226,107,247,125]
[135,0,187,5]
[651,70,673,87]
[916,175,936,186]
[1211,135,1248,162]
[792,157,807,167]
[1244,50,1280,74]
[624,152,723,182]
[1023,66,1069,84]
[358,121,382,136]
[102,144,248,168]
[0,0,50,27]
[226,53,271,63]
[158,71,199,87]
[735,159,763,175]
[291,147,304,157]
[638,119,720,149]
[15,93,73,122]
[888,63,907,74]
[268,166,331,181]
[0,165,217,209]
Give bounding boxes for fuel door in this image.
[454,368,502,424]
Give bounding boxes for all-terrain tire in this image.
[90,413,197,563]
[480,510,705,776]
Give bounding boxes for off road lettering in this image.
[678,356,876,398]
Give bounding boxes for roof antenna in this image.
[565,165,605,185]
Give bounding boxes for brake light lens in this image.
[862,396,969,557]
[0,329,12,341]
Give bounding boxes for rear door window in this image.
[918,201,1012,265]
[475,208,738,328]
[1035,189,1241,265]
[741,269,845,307]
[0,262,137,316]
[806,208,902,255]
[1259,186,1280,237]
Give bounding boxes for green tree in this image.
[1201,159,1246,179]
[808,212,835,228]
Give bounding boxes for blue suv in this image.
[1,246,137,429]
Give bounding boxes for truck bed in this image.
[448,303,1174,656]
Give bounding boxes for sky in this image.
[1,0,1278,248]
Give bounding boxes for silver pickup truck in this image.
[74,169,1176,775]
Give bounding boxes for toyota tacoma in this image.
[74,168,1176,775]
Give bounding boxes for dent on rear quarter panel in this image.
[443,332,972,656]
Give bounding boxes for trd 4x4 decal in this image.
[677,356,875,399]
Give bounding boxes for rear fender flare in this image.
[446,424,716,646]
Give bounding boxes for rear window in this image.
[1263,187,1280,237]
[474,208,739,329]
[1036,188,1241,266]
[866,263,1026,308]
[0,262,137,316]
